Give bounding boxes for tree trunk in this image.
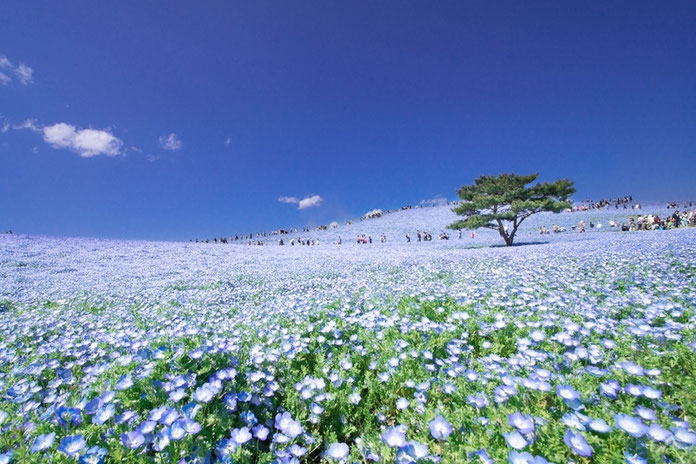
[496,221,512,246]
[507,227,518,246]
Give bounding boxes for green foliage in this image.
[448,172,575,246]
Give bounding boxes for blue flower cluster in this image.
[0,207,695,463]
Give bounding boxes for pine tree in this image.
[448,173,575,246]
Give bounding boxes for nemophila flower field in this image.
[1,206,695,464]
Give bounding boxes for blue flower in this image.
[223,393,237,412]
[169,420,187,440]
[169,388,186,403]
[599,380,620,399]
[397,440,429,462]
[624,383,643,397]
[672,427,696,447]
[503,431,528,450]
[79,447,107,464]
[588,418,612,434]
[470,448,494,464]
[121,431,145,449]
[289,444,307,457]
[148,405,167,422]
[84,397,103,415]
[640,385,661,399]
[508,412,535,435]
[160,407,179,426]
[56,406,82,429]
[230,427,252,446]
[182,402,200,419]
[253,424,270,440]
[508,450,549,464]
[241,410,258,427]
[325,442,349,461]
[634,406,657,422]
[382,427,407,448]
[193,384,215,403]
[182,417,202,434]
[647,423,672,442]
[137,420,157,434]
[619,361,645,376]
[614,414,648,438]
[215,438,236,459]
[396,397,409,410]
[563,429,592,457]
[115,374,133,391]
[467,393,489,409]
[274,411,302,438]
[92,404,115,425]
[114,410,138,425]
[152,429,170,452]
[429,415,453,441]
[30,432,55,453]
[555,385,580,401]
[58,435,87,457]
[624,451,647,464]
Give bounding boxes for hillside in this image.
[233,201,679,247]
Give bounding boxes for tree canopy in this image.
[447,173,575,246]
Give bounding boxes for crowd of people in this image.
[666,201,694,209]
[540,200,696,235]
[624,210,696,231]
[191,200,459,244]
[571,196,660,212]
[572,196,636,211]
[189,197,695,246]
[349,229,475,245]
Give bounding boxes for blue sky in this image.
[1,1,695,240]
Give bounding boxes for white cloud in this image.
[225,137,231,145]
[298,195,323,210]
[159,133,182,150]
[9,117,124,158]
[0,71,11,86]
[12,119,40,132]
[14,63,33,85]
[43,122,122,157]
[0,54,34,86]
[279,194,324,209]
